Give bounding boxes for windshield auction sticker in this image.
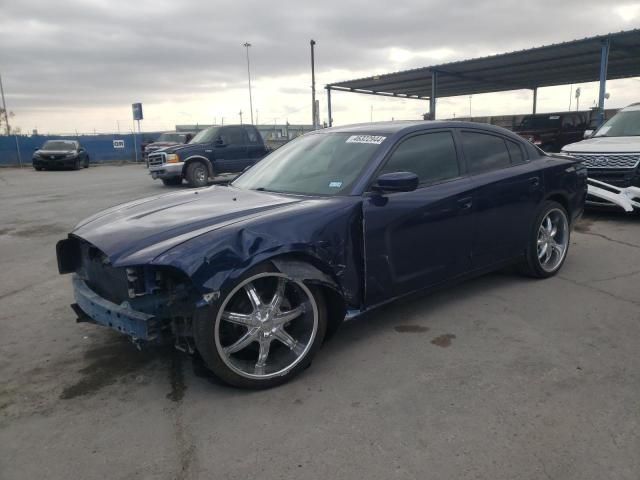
[346,135,386,144]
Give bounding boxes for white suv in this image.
[562,103,640,188]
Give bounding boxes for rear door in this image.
[363,130,474,305]
[214,127,249,173]
[246,126,267,166]
[459,129,543,269]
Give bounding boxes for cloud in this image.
[0,0,637,132]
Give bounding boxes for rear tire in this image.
[185,161,209,188]
[161,177,182,186]
[34,166,42,171]
[520,200,570,278]
[193,264,327,389]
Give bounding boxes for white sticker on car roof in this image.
[346,135,386,144]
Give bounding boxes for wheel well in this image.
[182,157,213,177]
[546,193,570,216]
[268,254,347,342]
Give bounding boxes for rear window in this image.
[506,140,525,164]
[519,115,561,130]
[461,131,511,174]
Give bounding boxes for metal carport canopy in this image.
[325,29,640,124]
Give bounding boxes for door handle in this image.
[458,197,473,210]
[529,177,540,188]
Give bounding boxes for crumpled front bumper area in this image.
[72,275,162,342]
[587,178,640,212]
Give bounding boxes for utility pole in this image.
[239,110,243,124]
[0,74,11,135]
[310,39,317,129]
[243,42,254,124]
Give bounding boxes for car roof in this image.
[44,139,77,145]
[621,103,640,111]
[320,120,516,137]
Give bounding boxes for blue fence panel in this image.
[0,132,162,166]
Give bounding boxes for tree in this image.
[0,108,15,135]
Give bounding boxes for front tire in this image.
[194,266,327,389]
[520,200,570,278]
[185,161,209,188]
[83,156,89,168]
[161,177,183,186]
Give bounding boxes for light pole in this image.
[243,42,254,124]
[310,39,317,129]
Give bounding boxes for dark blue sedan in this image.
[56,121,587,388]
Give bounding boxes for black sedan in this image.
[56,121,587,388]
[33,140,90,170]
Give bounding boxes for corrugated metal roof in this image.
[327,29,640,99]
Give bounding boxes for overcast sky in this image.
[1,0,639,134]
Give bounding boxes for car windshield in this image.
[190,127,221,144]
[233,132,385,196]
[594,110,640,137]
[157,133,187,143]
[43,141,76,150]
[518,115,561,130]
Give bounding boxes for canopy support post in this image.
[597,38,610,127]
[429,71,438,120]
[532,87,538,114]
[326,87,333,127]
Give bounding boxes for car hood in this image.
[161,143,204,155]
[71,186,303,266]
[562,136,640,153]
[146,141,178,150]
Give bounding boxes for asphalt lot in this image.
[0,164,639,480]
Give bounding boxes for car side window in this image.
[224,127,246,145]
[461,131,511,174]
[506,139,525,164]
[247,128,260,144]
[379,131,459,186]
[562,115,576,128]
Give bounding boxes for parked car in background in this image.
[143,131,194,163]
[32,140,90,171]
[561,103,640,211]
[57,121,587,388]
[513,111,589,152]
[147,124,269,187]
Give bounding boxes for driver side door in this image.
[363,130,474,306]
[212,127,249,173]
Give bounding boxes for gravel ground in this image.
[0,164,638,480]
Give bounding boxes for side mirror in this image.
[373,172,419,193]
[583,129,594,138]
[214,137,226,147]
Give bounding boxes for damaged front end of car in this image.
[57,236,200,350]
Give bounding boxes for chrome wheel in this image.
[537,208,569,272]
[214,273,318,380]
[192,165,206,184]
